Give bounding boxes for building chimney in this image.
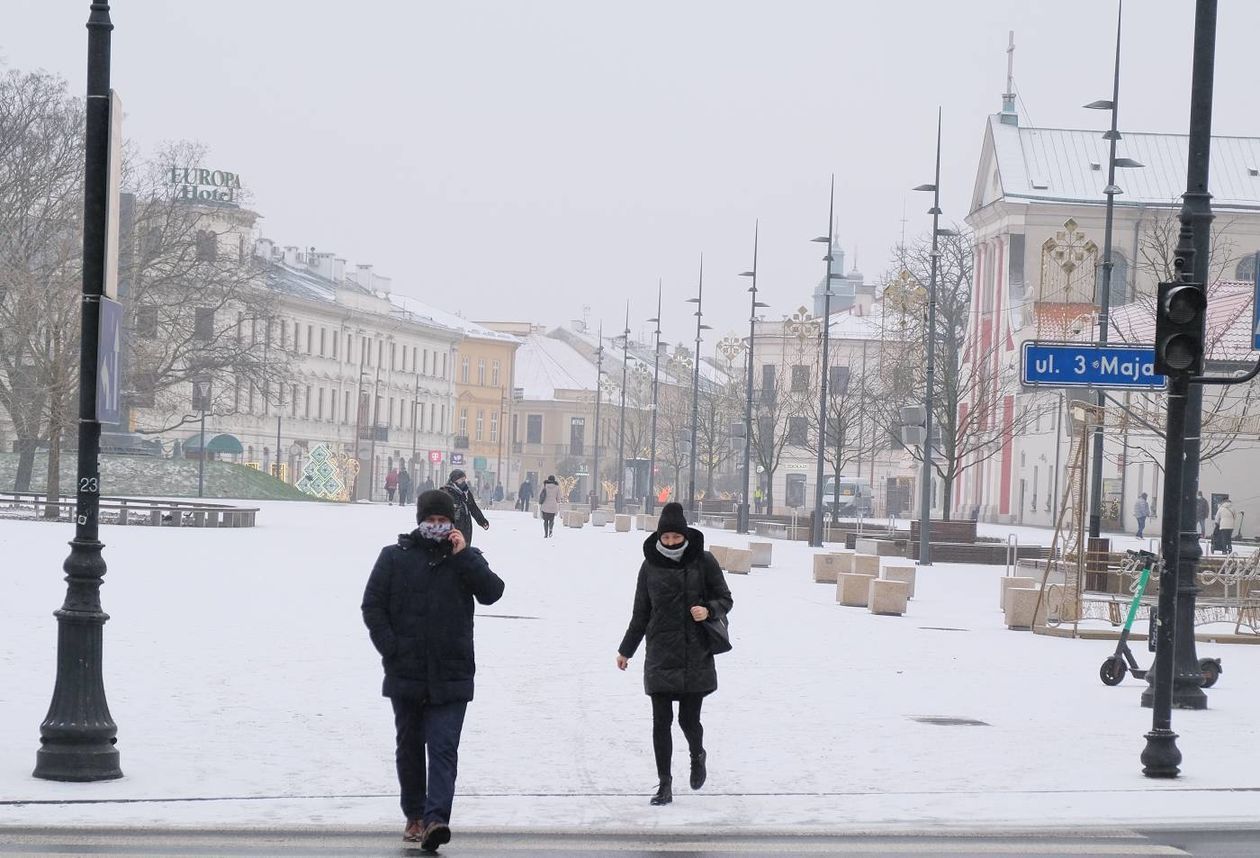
[282,245,301,266]
[255,237,274,260]
[332,257,346,283]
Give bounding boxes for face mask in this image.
[417,520,453,541]
[656,539,688,561]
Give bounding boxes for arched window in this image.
[1235,253,1258,283]
[1097,251,1130,307]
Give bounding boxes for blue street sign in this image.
[1021,341,1166,390]
[96,297,123,424]
[1251,251,1260,350]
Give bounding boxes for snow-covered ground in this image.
[2,504,1259,832]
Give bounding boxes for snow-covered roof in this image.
[1108,280,1256,362]
[827,301,897,340]
[391,295,519,344]
[515,332,599,399]
[978,114,1260,212]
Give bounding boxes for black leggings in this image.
[541,512,555,536]
[651,693,704,779]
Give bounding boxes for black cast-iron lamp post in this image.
[809,177,837,548]
[738,223,769,535]
[645,284,662,515]
[34,0,122,782]
[685,257,711,516]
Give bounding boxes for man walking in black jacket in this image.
[362,489,506,850]
[439,469,490,546]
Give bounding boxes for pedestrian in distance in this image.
[493,483,504,504]
[438,469,490,547]
[361,489,506,850]
[1197,491,1210,539]
[616,502,733,807]
[1134,492,1150,539]
[423,476,435,493]
[538,474,560,537]
[1214,497,1236,555]
[518,478,534,512]
[385,468,399,504]
[398,468,413,507]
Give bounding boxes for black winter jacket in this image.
[618,528,733,697]
[440,483,489,545]
[361,529,505,702]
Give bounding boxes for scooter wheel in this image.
[1199,658,1222,689]
[1100,655,1127,686]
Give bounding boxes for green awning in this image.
[206,433,244,455]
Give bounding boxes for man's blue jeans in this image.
[1137,516,1147,538]
[391,697,468,824]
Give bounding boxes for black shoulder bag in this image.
[698,558,732,655]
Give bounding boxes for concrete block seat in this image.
[852,554,881,576]
[636,513,656,531]
[749,541,773,568]
[710,545,731,569]
[999,576,1039,610]
[615,514,632,532]
[837,572,878,607]
[725,548,752,575]
[813,553,844,584]
[591,510,611,527]
[881,563,916,598]
[1004,587,1045,630]
[563,510,586,529]
[868,578,910,616]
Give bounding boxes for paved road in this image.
[0,826,1257,857]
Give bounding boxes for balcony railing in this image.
[453,435,470,450]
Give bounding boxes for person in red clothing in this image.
[384,467,399,503]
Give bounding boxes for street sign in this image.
[96,297,123,424]
[191,376,212,413]
[428,449,443,464]
[1251,251,1260,350]
[451,453,465,466]
[1021,342,1166,390]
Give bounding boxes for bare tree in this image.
[0,67,84,495]
[123,141,293,437]
[874,229,1050,519]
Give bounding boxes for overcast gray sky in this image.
[6,1,1259,348]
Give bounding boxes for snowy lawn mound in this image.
[3,505,1259,831]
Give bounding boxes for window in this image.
[346,334,352,364]
[760,364,776,402]
[306,326,313,354]
[194,308,215,341]
[366,337,373,367]
[412,346,418,373]
[331,389,337,423]
[1235,253,1258,283]
[490,410,499,443]
[378,339,384,368]
[791,365,809,393]
[491,360,501,387]
[442,353,448,378]
[391,343,397,371]
[1097,251,1131,308]
[440,404,446,432]
[830,366,850,396]
[459,408,468,436]
[319,328,326,357]
[135,305,158,337]
[461,356,470,383]
[344,391,351,423]
[318,388,325,420]
[332,331,338,360]
[570,417,585,455]
[195,230,217,261]
[291,385,298,417]
[305,385,312,418]
[527,414,543,444]
[475,410,485,441]
[477,358,486,386]
[389,397,395,427]
[292,321,300,353]
[423,349,430,376]
[788,416,808,446]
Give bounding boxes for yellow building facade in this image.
[452,332,520,496]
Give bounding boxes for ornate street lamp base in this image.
[34,740,121,782]
[1141,664,1209,711]
[1140,728,1181,778]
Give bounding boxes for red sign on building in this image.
[428,450,443,464]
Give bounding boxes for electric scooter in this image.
[1099,549,1222,688]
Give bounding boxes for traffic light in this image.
[1153,281,1206,376]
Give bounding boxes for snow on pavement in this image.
[2,503,1259,831]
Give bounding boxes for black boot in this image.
[690,750,707,790]
[650,777,672,806]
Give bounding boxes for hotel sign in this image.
[169,167,242,206]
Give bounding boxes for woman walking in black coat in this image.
[616,502,733,806]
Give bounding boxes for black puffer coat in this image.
[618,528,733,697]
[361,530,505,702]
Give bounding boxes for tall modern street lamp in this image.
[35,0,122,781]
[1086,0,1144,540]
[646,284,662,515]
[686,256,711,515]
[592,323,604,510]
[912,109,946,568]
[738,222,769,534]
[616,303,630,512]
[810,177,837,548]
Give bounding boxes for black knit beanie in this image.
[448,468,467,484]
[417,489,456,523]
[657,501,688,536]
